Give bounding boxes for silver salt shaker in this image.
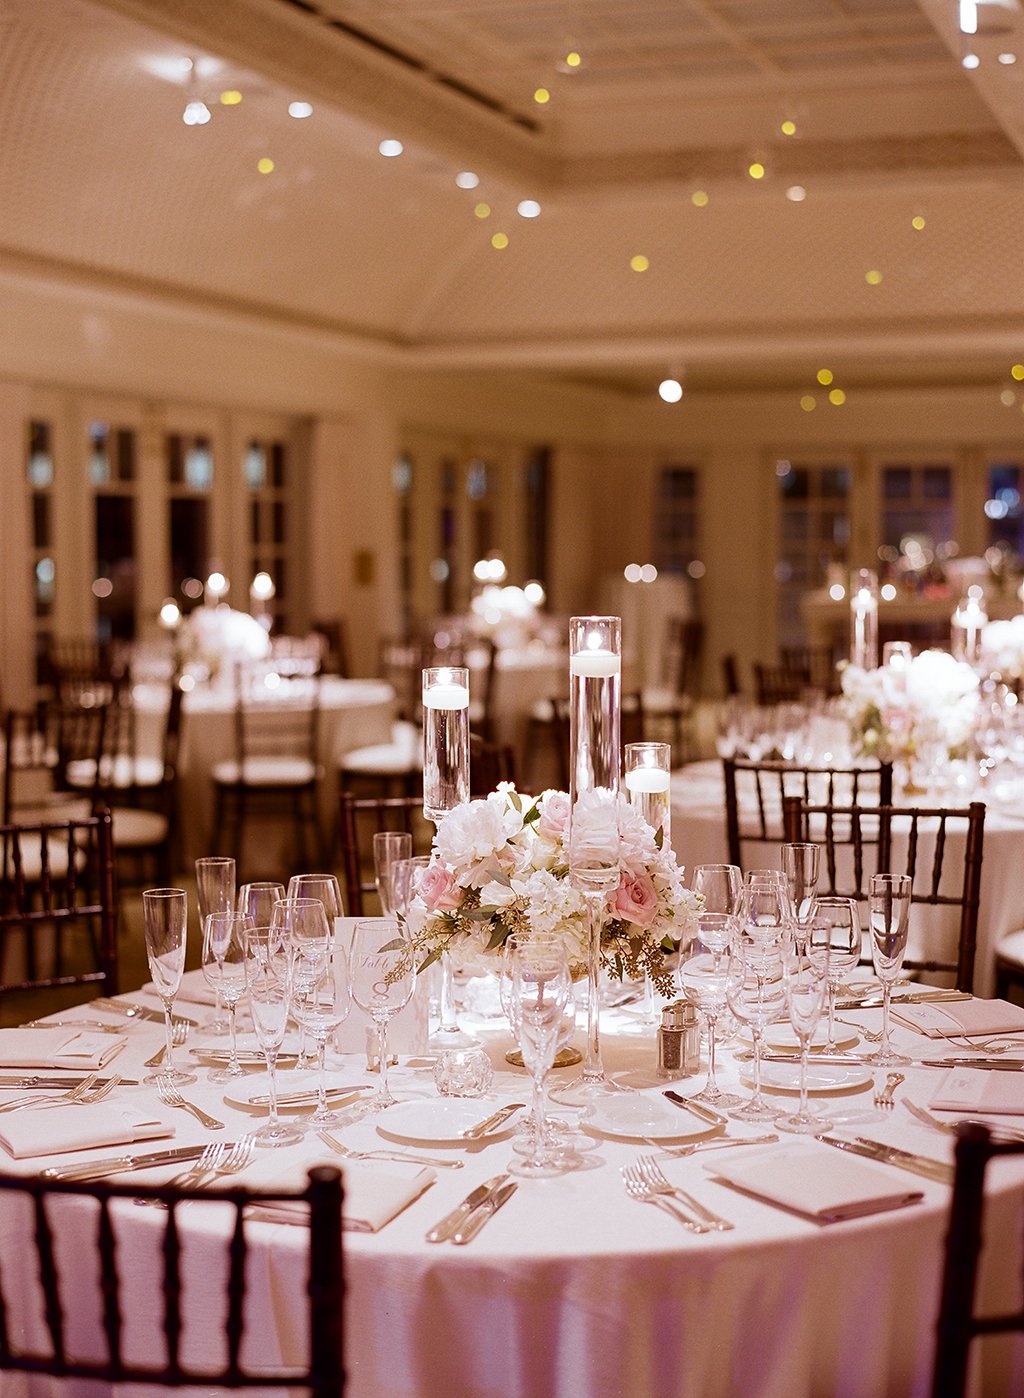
[657,999,701,1079]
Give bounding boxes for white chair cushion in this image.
[642,685,682,714]
[995,928,1024,969]
[340,722,421,776]
[4,834,84,881]
[212,759,318,786]
[110,807,168,847]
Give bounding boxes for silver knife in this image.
[40,1144,212,1182]
[248,1084,370,1107]
[0,1076,139,1089]
[663,1090,729,1127]
[452,1180,517,1244]
[920,1058,1024,1071]
[190,1050,299,1068]
[817,1134,953,1184]
[425,1173,508,1243]
[835,991,970,1011]
[458,1103,525,1140]
[92,998,198,1027]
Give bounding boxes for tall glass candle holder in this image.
[952,591,987,668]
[625,741,672,1026]
[849,569,879,671]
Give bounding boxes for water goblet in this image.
[738,875,791,952]
[284,875,344,1067]
[349,916,416,1110]
[726,936,786,1122]
[775,945,832,1135]
[781,842,819,950]
[372,833,413,914]
[142,888,196,1086]
[201,910,252,1083]
[678,913,743,1109]
[807,897,862,1050]
[507,936,575,1179]
[867,873,912,1067]
[286,905,351,1127]
[195,857,236,1035]
[244,924,303,1148]
[690,864,742,915]
[237,881,285,926]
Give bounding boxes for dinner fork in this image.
[903,1098,1024,1144]
[156,1077,225,1131]
[634,1156,734,1231]
[0,1072,102,1114]
[641,1133,779,1158]
[620,1164,714,1233]
[144,1020,191,1069]
[873,1072,904,1110]
[316,1131,464,1169]
[835,1018,884,1044]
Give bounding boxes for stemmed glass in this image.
[507,935,575,1178]
[726,936,786,1122]
[738,874,791,952]
[867,873,912,1067]
[243,924,303,1147]
[690,864,742,915]
[781,843,819,951]
[238,881,285,926]
[201,910,251,1083]
[285,874,344,1068]
[373,833,413,914]
[349,916,416,1111]
[142,888,196,1086]
[808,897,862,1051]
[775,945,831,1135]
[195,857,236,1035]
[390,855,431,922]
[678,912,742,1109]
[282,898,351,1127]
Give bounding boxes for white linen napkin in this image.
[0,1102,171,1159]
[0,1028,127,1070]
[707,1146,923,1223]
[243,1154,436,1233]
[929,1068,1024,1116]
[890,998,1024,1039]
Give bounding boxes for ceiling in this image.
[2,0,1024,396]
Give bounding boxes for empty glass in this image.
[237,881,285,926]
[690,864,742,915]
[507,936,575,1179]
[808,897,862,1050]
[142,888,195,1086]
[679,913,742,1109]
[775,945,831,1135]
[284,899,351,1126]
[349,917,416,1110]
[201,910,252,1083]
[195,857,236,1035]
[780,843,819,950]
[373,832,413,915]
[867,873,912,1067]
[726,937,786,1122]
[244,924,303,1148]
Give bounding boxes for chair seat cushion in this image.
[340,722,421,777]
[642,685,685,714]
[995,928,1024,969]
[212,759,318,787]
[110,806,168,848]
[68,756,165,790]
[3,834,84,881]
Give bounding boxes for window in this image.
[27,420,55,683]
[246,438,289,630]
[654,466,699,576]
[776,458,851,649]
[985,461,1024,559]
[90,421,137,642]
[167,431,213,609]
[881,461,953,553]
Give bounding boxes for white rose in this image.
[568,789,620,872]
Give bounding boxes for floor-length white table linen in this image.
[3,974,1024,1398]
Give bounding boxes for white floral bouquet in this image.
[980,615,1024,681]
[404,784,700,996]
[840,648,979,761]
[178,606,271,679]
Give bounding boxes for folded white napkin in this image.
[929,1068,1024,1116]
[708,1146,923,1223]
[890,998,1024,1039]
[0,1028,127,1070]
[243,1153,436,1233]
[0,1101,171,1159]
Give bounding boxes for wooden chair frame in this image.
[337,792,433,916]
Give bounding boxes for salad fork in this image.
[634,1156,734,1231]
[157,1077,225,1131]
[873,1072,904,1110]
[0,1072,102,1114]
[903,1098,1024,1143]
[317,1131,464,1169]
[145,1021,191,1069]
[620,1164,713,1232]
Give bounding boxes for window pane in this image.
[246,443,266,490]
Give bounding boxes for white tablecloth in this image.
[670,760,1024,998]
[4,972,1024,1397]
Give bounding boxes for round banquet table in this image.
[4,972,1024,1398]
[133,677,395,863]
[669,759,1024,999]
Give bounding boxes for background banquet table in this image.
[133,677,395,863]
[4,974,1024,1398]
[669,760,1024,999]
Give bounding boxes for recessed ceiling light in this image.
[658,379,683,403]
[288,101,313,118]
[378,139,403,157]
[786,186,806,202]
[517,199,541,218]
[962,53,980,69]
[534,88,550,105]
[455,171,479,189]
[182,100,211,126]
[999,51,1017,64]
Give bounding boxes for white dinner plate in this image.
[376,1098,520,1146]
[223,1073,370,1114]
[742,1060,872,1095]
[581,1095,717,1143]
[739,1022,859,1053]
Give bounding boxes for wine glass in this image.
[781,843,819,951]
[507,935,575,1179]
[349,916,416,1110]
[284,899,351,1127]
[372,833,412,914]
[243,924,303,1148]
[867,873,912,1067]
[201,910,251,1083]
[141,888,196,1086]
[775,945,831,1135]
[726,936,786,1122]
[237,881,285,925]
[195,857,236,1035]
[678,912,743,1109]
[807,897,862,1050]
[284,874,344,1068]
[690,864,742,915]
[738,875,791,952]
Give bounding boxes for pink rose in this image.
[613,872,657,928]
[419,862,461,913]
[538,791,571,841]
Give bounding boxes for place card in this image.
[929,1068,1024,1116]
[890,998,1024,1039]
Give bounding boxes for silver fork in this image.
[156,1077,225,1131]
[0,1072,101,1114]
[641,1133,778,1158]
[634,1156,735,1231]
[621,1167,713,1232]
[903,1098,1024,1143]
[144,1021,191,1069]
[873,1072,904,1110]
[198,1135,256,1183]
[316,1131,464,1169]
[835,1018,884,1044]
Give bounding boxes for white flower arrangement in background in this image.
[979,615,1024,681]
[178,606,271,680]
[841,648,979,761]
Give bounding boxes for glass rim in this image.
[142,887,186,899]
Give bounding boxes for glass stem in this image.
[162,999,175,1072]
[265,1050,280,1131]
[705,1014,719,1095]
[826,985,837,1050]
[530,1068,546,1153]
[376,1017,391,1100]
[880,982,892,1058]
[798,1042,810,1119]
[582,891,606,1083]
[439,952,459,1034]
[750,1028,765,1108]
[316,1036,329,1116]
[228,1000,240,1074]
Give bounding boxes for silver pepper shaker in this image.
[658,1000,701,1079]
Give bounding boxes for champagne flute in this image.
[775,945,831,1135]
[349,916,416,1110]
[201,910,251,1083]
[237,881,285,925]
[195,857,236,1035]
[780,843,819,951]
[508,935,575,1178]
[867,873,912,1067]
[726,937,786,1122]
[390,855,431,921]
[142,888,196,1086]
[808,897,862,1050]
[244,924,303,1147]
[283,899,351,1126]
[679,913,743,1109]
[690,863,742,915]
[285,874,344,1068]
[372,833,413,914]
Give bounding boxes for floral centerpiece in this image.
[404,784,700,996]
[979,615,1024,682]
[840,648,979,767]
[177,605,271,681]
